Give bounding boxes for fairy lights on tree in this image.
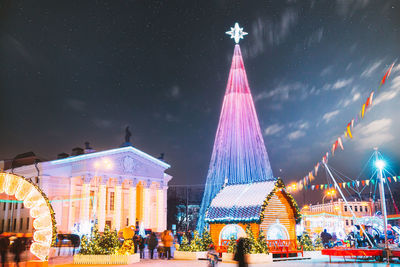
[198,23,274,231]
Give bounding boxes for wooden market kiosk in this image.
[205,179,303,257]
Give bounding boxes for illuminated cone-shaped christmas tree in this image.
[198,24,274,231]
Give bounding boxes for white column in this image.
[113,184,122,231]
[67,180,75,231]
[163,187,168,231]
[156,188,164,232]
[143,186,150,228]
[80,183,90,226]
[129,185,136,227]
[98,183,107,232]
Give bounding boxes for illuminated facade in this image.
[1,146,171,234]
[301,199,372,237]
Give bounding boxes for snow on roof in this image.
[205,181,276,223]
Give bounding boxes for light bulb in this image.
[5,174,19,195]
[30,242,50,261]
[33,214,52,230]
[24,189,44,209]
[30,203,49,219]
[15,180,33,201]
[33,228,52,245]
[0,173,6,193]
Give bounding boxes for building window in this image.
[7,219,10,231]
[106,220,111,228]
[3,203,5,210]
[26,217,30,230]
[20,218,23,231]
[351,220,354,226]
[13,219,16,231]
[365,206,368,212]
[126,218,129,226]
[110,192,114,211]
[1,220,3,232]
[354,206,358,212]
[21,203,24,209]
[346,220,348,226]
[359,206,362,212]
[344,205,347,212]
[9,203,12,210]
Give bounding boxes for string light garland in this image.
[260,178,301,224]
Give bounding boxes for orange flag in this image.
[347,122,353,138]
[361,103,366,118]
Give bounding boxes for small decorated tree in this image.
[189,230,203,251]
[201,227,213,251]
[178,234,191,251]
[314,235,323,250]
[79,225,120,255]
[299,231,313,251]
[245,225,256,254]
[227,236,237,254]
[254,230,268,254]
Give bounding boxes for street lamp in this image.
[322,189,336,205]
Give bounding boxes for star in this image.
[226,22,248,44]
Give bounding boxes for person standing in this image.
[11,238,24,267]
[147,232,158,259]
[133,234,139,254]
[234,238,247,267]
[138,236,146,259]
[161,230,173,260]
[321,229,332,248]
[0,237,9,267]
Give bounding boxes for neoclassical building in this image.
[2,146,171,234]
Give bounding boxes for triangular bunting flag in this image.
[362,180,365,186]
[366,180,370,186]
[394,176,397,182]
[388,177,392,183]
[356,181,360,187]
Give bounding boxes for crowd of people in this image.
[0,236,26,267]
[320,225,399,249]
[131,230,174,260]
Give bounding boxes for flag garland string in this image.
[293,62,396,191]
[295,175,400,191]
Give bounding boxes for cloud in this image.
[374,75,400,105]
[332,78,353,90]
[288,130,305,140]
[264,124,284,136]
[336,0,370,16]
[245,8,298,57]
[255,82,307,102]
[322,110,340,123]
[66,98,86,111]
[93,118,112,128]
[361,61,382,78]
[338,91,361,107]
[165,113,180,122]
[321,77,353,91]
[305,27,324,47]
[355,118,394,149]
[320,65,333,77]
[169,85,180,99]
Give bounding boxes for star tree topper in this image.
[226,23,248,44]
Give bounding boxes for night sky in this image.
[1,1,400,204]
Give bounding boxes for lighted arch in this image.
[0,173,56,261]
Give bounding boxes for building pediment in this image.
[11,146,170,181]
